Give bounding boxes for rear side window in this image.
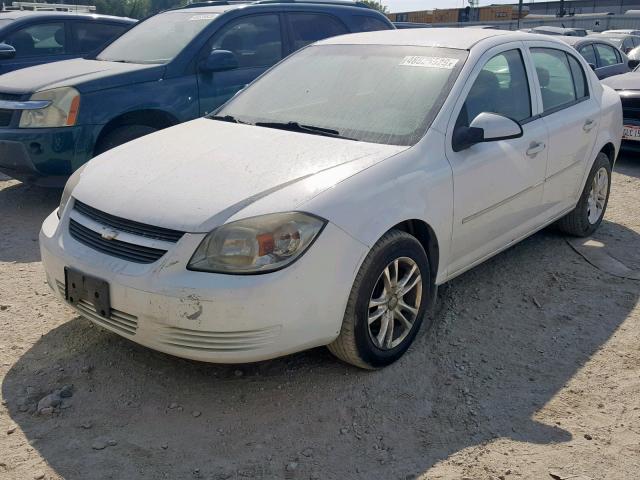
[212,14,282,68]
[578,44,597,66]
[595,43,619,67]
[71,22,128,53]
[567,54,588,99]
[4,22,67,57]
[288,13,348,50]
[457,49,531,128]
[532,48,583,113]
[351,15,390,32]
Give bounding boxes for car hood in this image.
[601,71,640,90]
[73,119,407,232]
[0,58,163,95]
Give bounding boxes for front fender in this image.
[301,129,454,285]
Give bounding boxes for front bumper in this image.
[0,125,96,186]
[39,208,368,363]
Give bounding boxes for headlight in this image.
[57,164,87,218]
[19,87,80,128]
[188,212,326,274]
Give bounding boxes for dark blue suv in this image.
[0,11,134,74]
[0,1,392,185]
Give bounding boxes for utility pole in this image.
[517,0,523,29]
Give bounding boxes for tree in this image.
[360,0,388,14]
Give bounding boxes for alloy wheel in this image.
[367,257,422,350]
[587,166,609,225]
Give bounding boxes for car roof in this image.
[317,27,552,50]
[557,35,622,48]
[530,26,580,33]
[173,0,379,14]
[0,11,135,22]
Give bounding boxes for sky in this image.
[386,0,515,14]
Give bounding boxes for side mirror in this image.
[198,49,238,73]
[629,59,640,69]
[0,43,16,60]
[452,112,523,152]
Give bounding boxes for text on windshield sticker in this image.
[400,56,459,69]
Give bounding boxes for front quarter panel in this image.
[301,129,453,284]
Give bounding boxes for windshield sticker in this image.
[189,14,217,21]
[400,56,459,69]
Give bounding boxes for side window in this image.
[531,48,578,112]
[211,15,282,69]
[288,13,348,51]
[4,22,67,58]
[579,44,597,66]
[633,37,640,48]
[456,49,531,128]
[595,43,619,67]
[71,22,128,54]
[567,54,588,99]
[623,38,634,52]
[351,15,389,32]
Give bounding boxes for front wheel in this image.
[328,230,432,369]
[556,152,612,237]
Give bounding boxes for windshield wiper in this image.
[254,121,357,141]
[209,114,251,125]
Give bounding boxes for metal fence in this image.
[427,14,640,32]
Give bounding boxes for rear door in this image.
[527,43,600,218]
[196,13,285,115]
[0,21,74,73]
[593,42,627,78]
[284,12,348,55]
[69,21,129,56]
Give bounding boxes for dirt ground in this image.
[0,154,639,480]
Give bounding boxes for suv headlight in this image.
[188,212,326,274]
[19,87,80,128]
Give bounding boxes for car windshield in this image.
[97,11,217,64]
[214,44,467,146]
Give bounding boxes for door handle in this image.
[583,119,596,132]
[526,141,546,157]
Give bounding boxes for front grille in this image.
[621,95,640,119]
[0,110,12,127]
[56,280,138,336]
[74,200,185,243]
[158,325,282,352]
[0,93,23,128]
[69,219,168,264]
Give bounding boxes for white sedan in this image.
[40,29,622,369]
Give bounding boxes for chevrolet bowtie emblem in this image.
[101,228,118,241]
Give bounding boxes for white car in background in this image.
[40,28,622,369]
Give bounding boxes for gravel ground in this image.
[0,155,639,480]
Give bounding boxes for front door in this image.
[196,14,284,116]
[0,22,74,74]
[445,45,549,276]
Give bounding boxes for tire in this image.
[556,152,612,237]
[328,229,432,369]
[94,125,158,156]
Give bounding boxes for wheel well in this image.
[95,109,178,153]
[391,220,440,283]
[600,142,616,165]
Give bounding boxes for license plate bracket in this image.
[64,267,111,318]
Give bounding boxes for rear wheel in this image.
[328,230,432,369]
[556,152,612,237]
[94,125,158,156]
